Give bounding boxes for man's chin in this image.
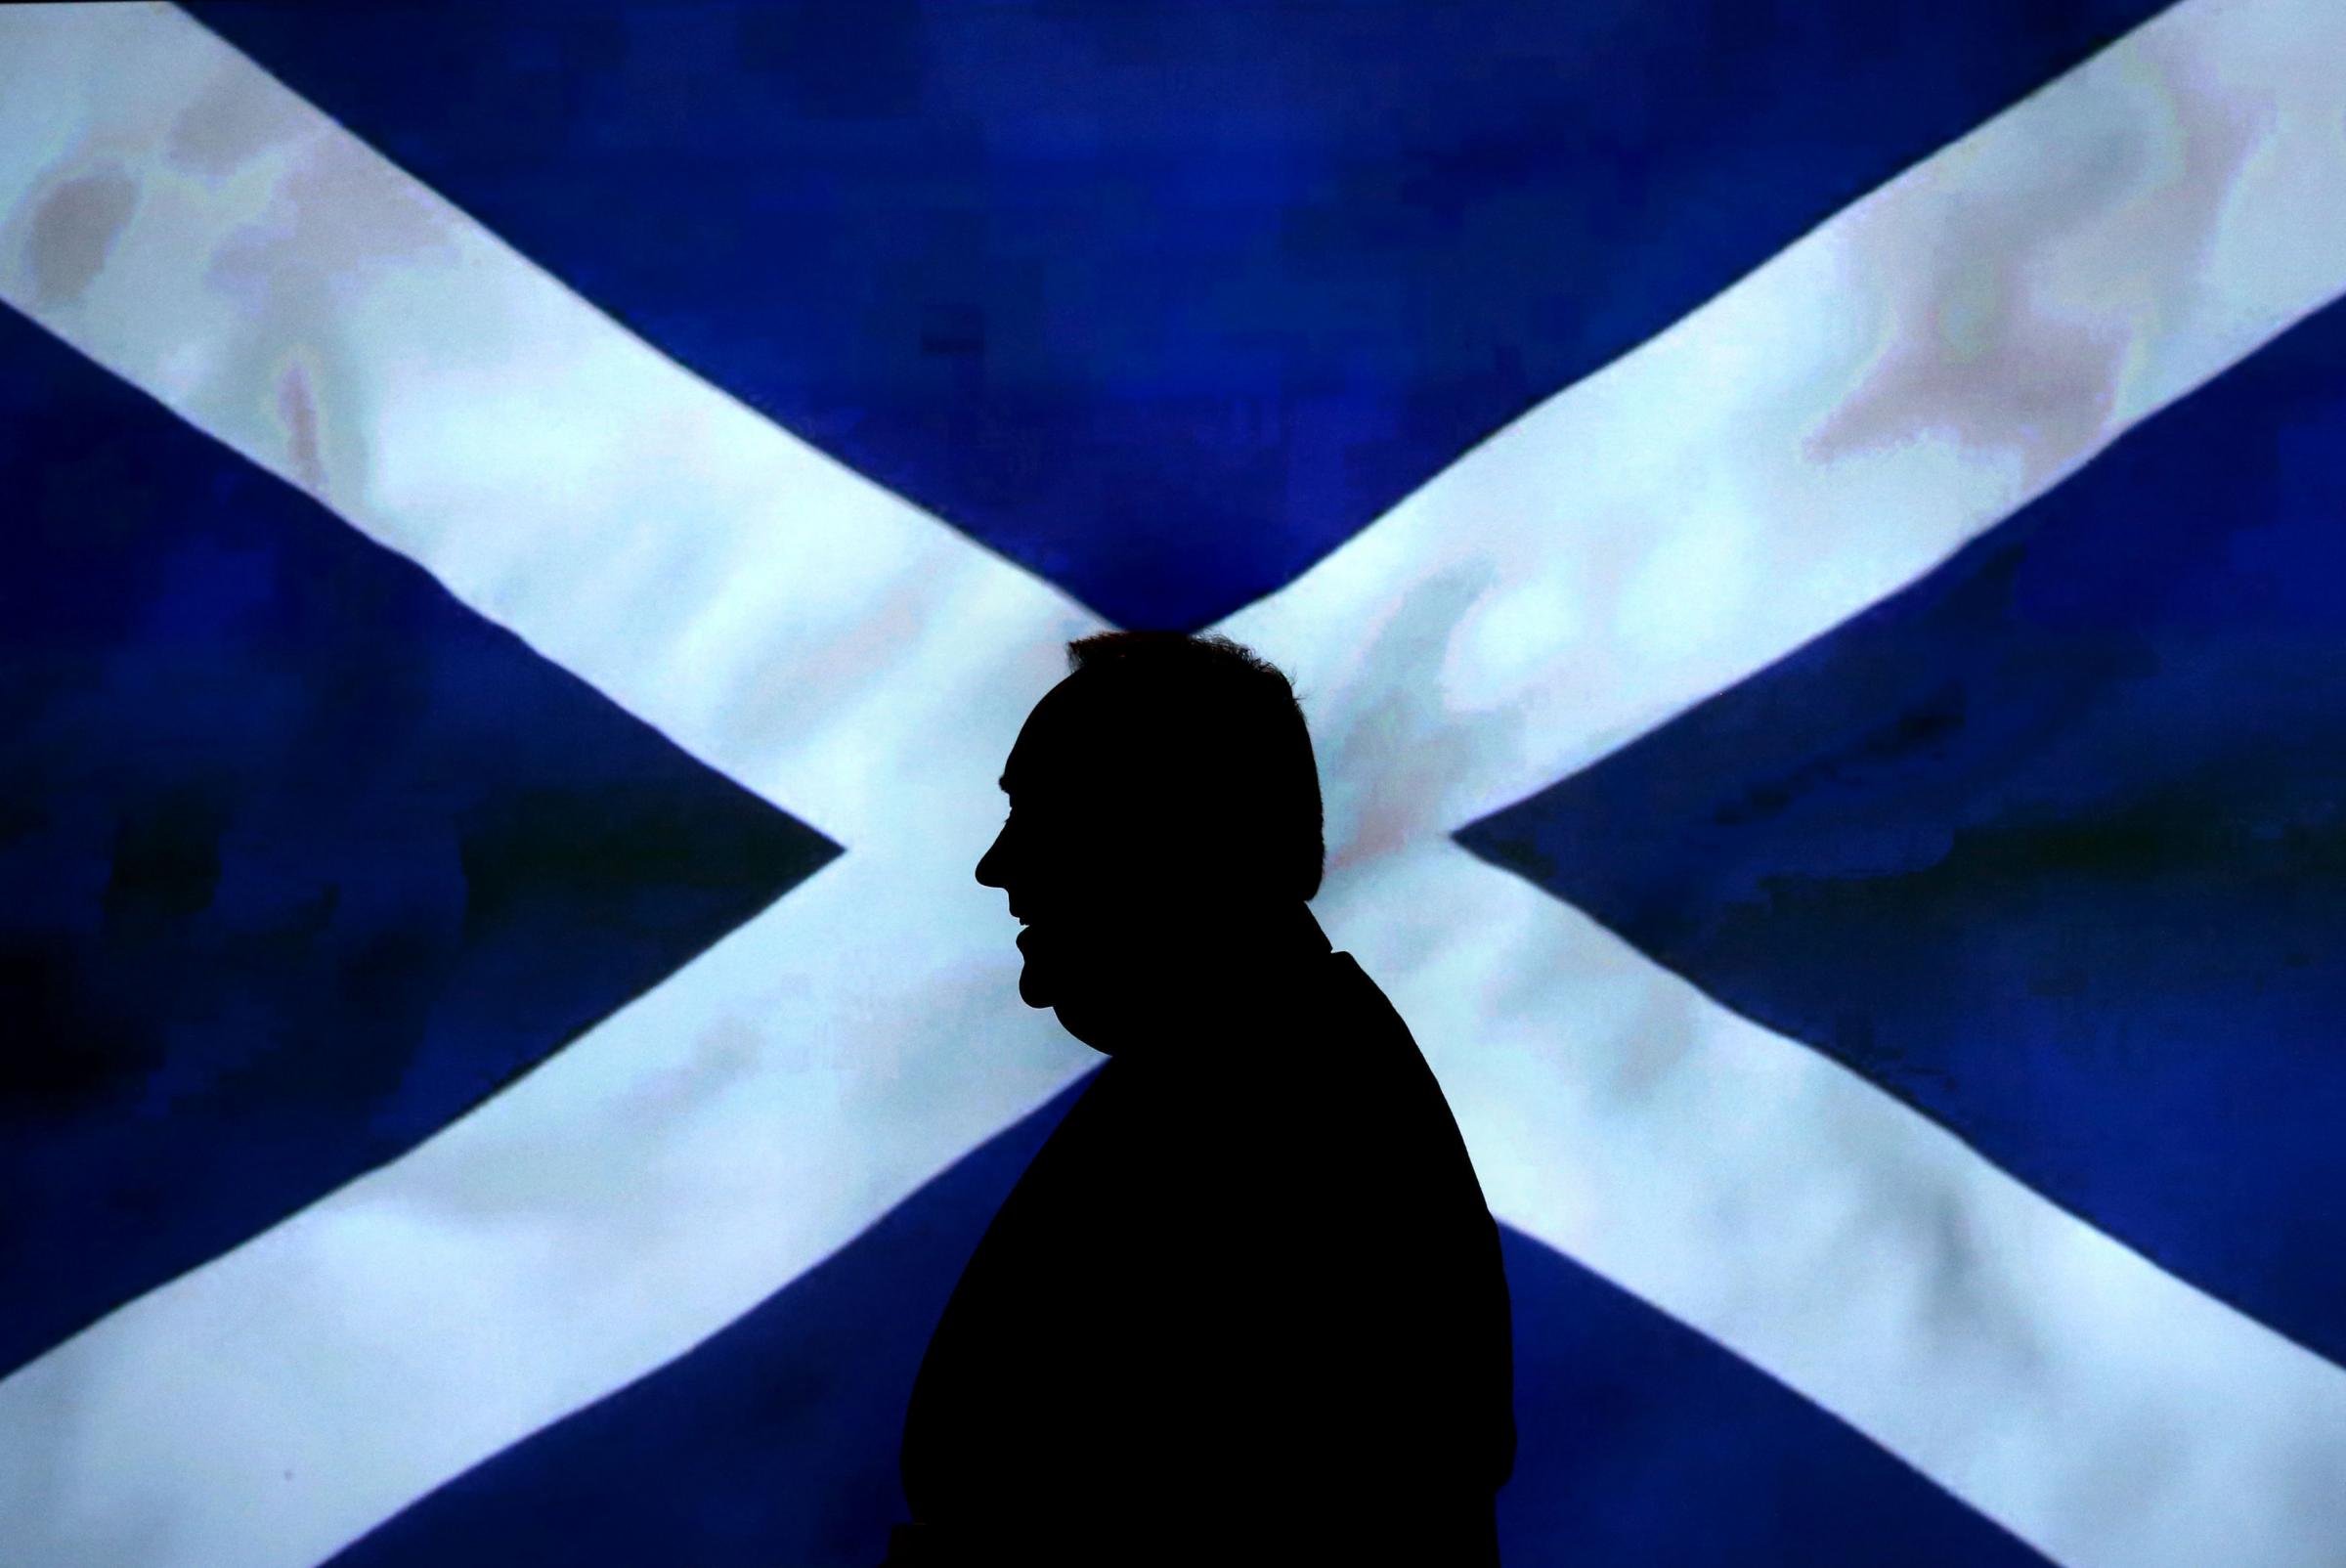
[1017,961,1114,1050]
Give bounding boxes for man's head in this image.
[976,631,1325,1043]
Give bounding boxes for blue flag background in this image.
[4,2,2344,1564]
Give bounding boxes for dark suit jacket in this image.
[892,928,1516,1565]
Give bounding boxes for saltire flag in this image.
[3,1,2343,1563]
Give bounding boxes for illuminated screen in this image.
[5,2,2345,1564]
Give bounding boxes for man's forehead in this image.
[1000,676,1152,794]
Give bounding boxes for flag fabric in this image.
[3,2,2344,1565]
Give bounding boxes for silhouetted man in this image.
[887,632,1515,1566]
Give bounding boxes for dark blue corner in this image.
[0,306,840,1375]
[1462,295,2346,1371]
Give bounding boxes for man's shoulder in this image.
[1292,951,1441,1090]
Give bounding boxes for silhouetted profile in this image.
[887,632,1515,1566]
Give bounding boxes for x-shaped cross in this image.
[4,4,2346,1566]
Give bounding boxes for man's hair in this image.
[1064,631,1325,903]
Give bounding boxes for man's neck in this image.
[1059,900,1332,1061]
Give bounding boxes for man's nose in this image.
[975,821,1008,889]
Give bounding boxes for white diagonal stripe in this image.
[0,7,1099,1567]
[1,1,2342,1567]
[1219,1,2346,1561]
[1228,0,2346,849]
[0,849,1092,1568]
[0,0,1059,849]
[1309,844,2346,1568]
[1218,0,2346,1562]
